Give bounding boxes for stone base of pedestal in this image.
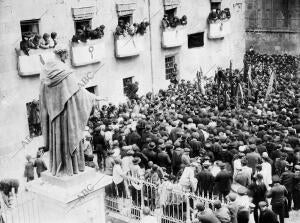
[27,167,112,223]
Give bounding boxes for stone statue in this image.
[40,59,96,176]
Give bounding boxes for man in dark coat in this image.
[280,163,294,211]
[189,137,202,158]
[267,176,289,223]
[125,127,141,147]
[196,162,214,198]
[214,162,232,200]
[172,146,183,175]
[292,165,300,210]
[156,145,171,173]
[92,129,107,169]
[258,201,279,223]
[142,142,157,163]
[246,145,261,173]
[248,174,267,223]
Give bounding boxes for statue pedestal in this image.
[27,167,112,223]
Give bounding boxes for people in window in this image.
[20,33,32,55]
[50,32,57,48]
[39,33,51,49]
[30,34,42,49]
[161,14,187,30]
[115,20,149,37]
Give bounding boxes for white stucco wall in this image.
[0,0,245,178]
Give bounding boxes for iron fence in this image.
[105,176,227,223]
[1,191,40,223]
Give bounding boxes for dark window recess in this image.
[188,32,204,48]
[86,86,96,94]
[165,8,177,19]
[26,100,42,138]
[123,77,133,94]
[118,15,132,24]
[165,56,176,80]
[20,19,40,36]
[211,2,221,10]
[74,19,92,31]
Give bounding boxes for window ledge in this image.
[246,29,300,34]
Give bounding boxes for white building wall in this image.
[0,0,245,178]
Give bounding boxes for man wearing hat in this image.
[267,175,289,223]
[292,165,300,210]
[142,142,157,163]
[248,174,267,223]
[215,162,232,201]
[213,200,231,223]
[194,202,221,223]
[156,145,171,173]
[246,144,261,173]
[181,148,191,165]
[197,161,214,199]
[280,162,294,211]
[258,201,278,223]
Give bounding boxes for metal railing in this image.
[1,191,40,223]
[105,176,227,223]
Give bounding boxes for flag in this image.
[265,69,276,102]
[248,65,252,86]
[236,83,244,108]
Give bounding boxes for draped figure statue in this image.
[40,60,95,176]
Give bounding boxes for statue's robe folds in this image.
[40,61,95,176]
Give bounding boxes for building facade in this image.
[0,0,245,178]
[246,0,300,55]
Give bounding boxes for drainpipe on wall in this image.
[147,0,154,94]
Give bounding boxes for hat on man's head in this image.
[149,142,156,149]
[132,157,141,165]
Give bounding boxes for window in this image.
[20,19,40,37]
[74,19,92,31]
[246,0,300,31]
[26,100,42,138]
[123,76,134,94]
[165,56,176,80]
[211,2,221,10]
[118,15,133,25]
[188,32,204,48]
[165,8,177,19]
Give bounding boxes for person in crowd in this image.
[49,32,57,48]
[196,161,214,198]
[214,162,232,201]
[194,202,221,223]
[258,201,279,223]
[280,162,294,211]
[292,164,300,210]
[248,174,267,223]
[267,176,289,223]
[33,151,47,178]
[24,155,34,182]
[213,200,231,223]
[92,127,107,170]
[112,158,126,198]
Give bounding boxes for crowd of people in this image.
[114,20,149,37]
[2,50,299,223]
[79,50,300,223]
[20,32,58,55]
[161,14,187,30]
[71,24,105,43]
[208,8,231,23]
